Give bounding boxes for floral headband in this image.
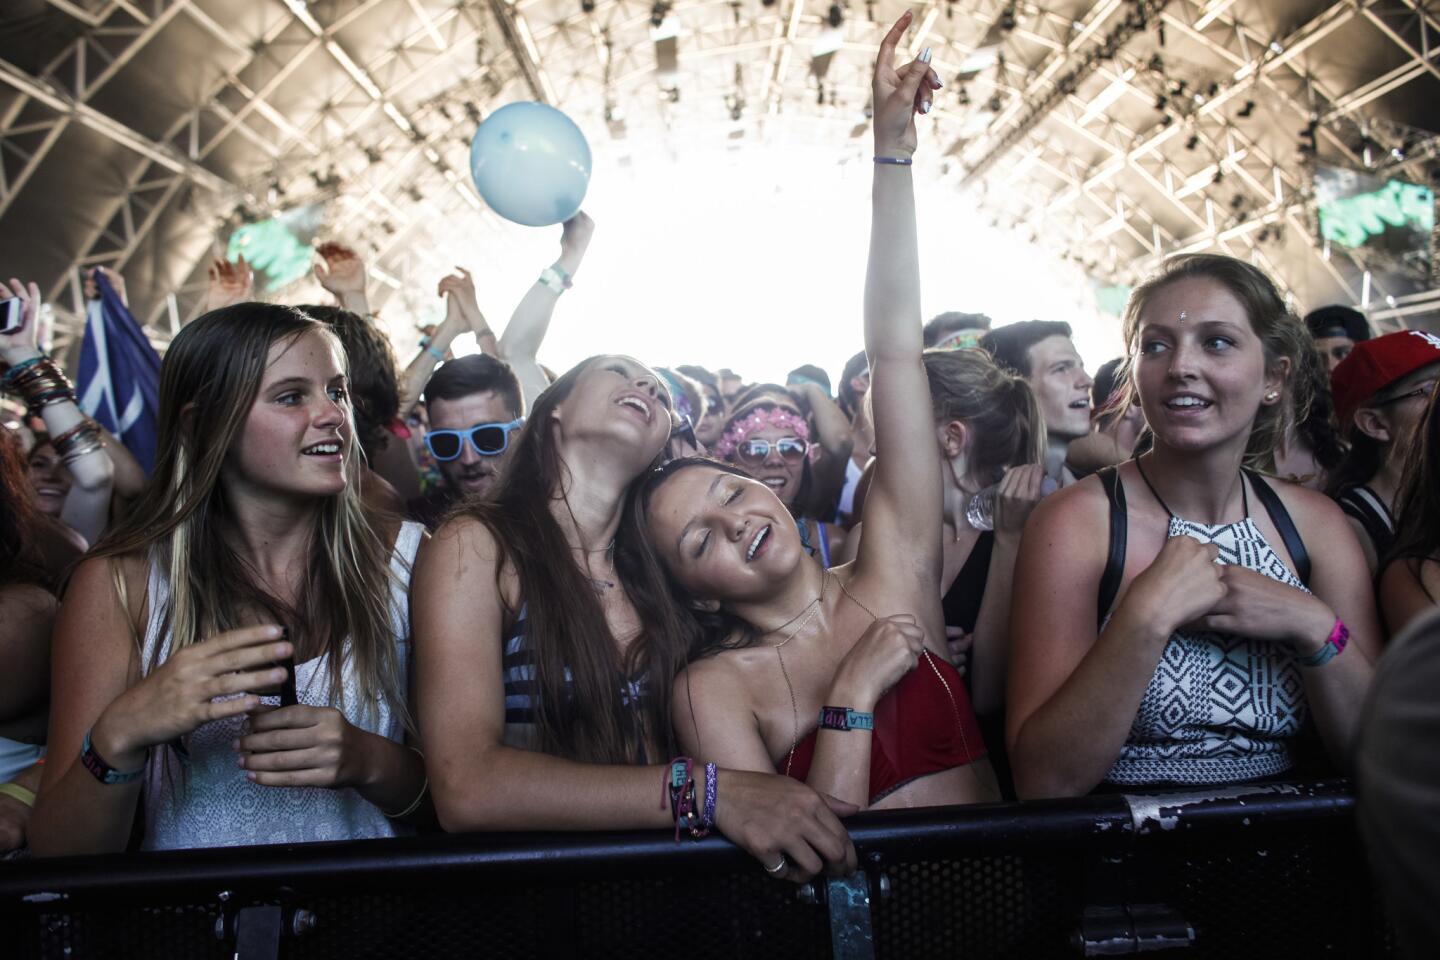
[713,406,814,460]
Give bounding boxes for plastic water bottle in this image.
[965,476,1060,531]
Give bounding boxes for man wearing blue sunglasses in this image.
[407,354,525,528]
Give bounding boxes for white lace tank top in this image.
[137,522,423,850]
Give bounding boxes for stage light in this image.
[582,0,595,11]
[999,3,1016,32]
[1186,134,1199,150]
[650,2,668,28]
[828,3,843,29]
[1237,100,1255,118]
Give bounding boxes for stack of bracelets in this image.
[662,756,717,841]
[1,354,105,463]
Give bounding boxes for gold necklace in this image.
[774,572,829,777]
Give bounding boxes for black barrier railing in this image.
[0,780,1395,959]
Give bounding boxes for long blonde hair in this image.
[88,304,408,730]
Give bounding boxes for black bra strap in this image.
[1096,466,1128,630]
[1244,469,1311,587]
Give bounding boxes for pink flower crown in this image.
[713,406,818,461]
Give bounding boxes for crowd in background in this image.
[1,14,1437,945]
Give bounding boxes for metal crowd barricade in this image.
[0,780,1396,959]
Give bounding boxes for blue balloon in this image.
[469,102,593,227]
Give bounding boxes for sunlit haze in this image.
[427,144,1126,387]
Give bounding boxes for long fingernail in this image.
[921,101,932,114]
[920,46,932,63]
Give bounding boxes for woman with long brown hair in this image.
[623,14,994,817]
[1378,376,1440,634]
[413,355,855,882]
[30,303,427,854]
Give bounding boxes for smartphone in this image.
[275,627,298,707]
[0,298,22,335]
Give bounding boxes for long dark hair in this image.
[0,426,49,589]
[620,457,766,668]
[454,357,678,764]
[1382,381,1440,573]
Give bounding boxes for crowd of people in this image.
[1,14,1437,903]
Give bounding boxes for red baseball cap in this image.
[1330,329,1440,430]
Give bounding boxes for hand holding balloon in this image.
[470,102,593,227]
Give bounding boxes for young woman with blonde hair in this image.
[1008,254,1379,798]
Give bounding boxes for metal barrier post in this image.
[825,871,875,960]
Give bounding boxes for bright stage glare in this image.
[447,144,1123,387]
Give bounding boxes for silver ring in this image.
[764,855,788,875]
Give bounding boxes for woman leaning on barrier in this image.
[411,351,857,883]
[29,304,429,854]
[1007,255,1380,798]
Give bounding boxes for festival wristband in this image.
[873,156,914,166]
[79,729,144,785]
[0,782,36,808]
[1297,617,1349,669]
[538,265,572,294]
[818,706,874,732]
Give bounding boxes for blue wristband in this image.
[873,156,914,166]
[819,706,874,732]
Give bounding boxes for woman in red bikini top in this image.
[625,12,998,816]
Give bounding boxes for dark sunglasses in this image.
[424,418,525,461]
[704,396,725,415]
[670,415,698,450]
[735,437,809,464]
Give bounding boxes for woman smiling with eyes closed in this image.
[411,354,857,883]
[621,13,997,813]
[1006,254,1379,799]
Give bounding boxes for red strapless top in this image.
[779,651,987,805]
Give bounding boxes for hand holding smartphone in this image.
[0,298,23,335]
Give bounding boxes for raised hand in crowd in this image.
[0,278,114,547]
[436,267,500,356]
[314,241,371,315]
[82,266,127,305]
[205,254,254,312]
[500,210,595,409]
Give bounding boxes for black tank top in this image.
[942,531,994,633]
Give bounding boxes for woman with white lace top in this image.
[30,303,428,854]
[1008,254,1380,799]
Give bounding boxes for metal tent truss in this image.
[1,0,1436,351]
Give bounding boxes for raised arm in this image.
[1,279,113,545]
[854,14,944,583]
[204,255,254,312]
[498,212,594,409]
[314,242,372,317]
[413,517,854,880]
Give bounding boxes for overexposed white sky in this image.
[440,143,1126,387]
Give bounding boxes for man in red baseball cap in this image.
[1328,329,1440,574]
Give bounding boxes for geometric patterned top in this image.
[1106,515,1308,786]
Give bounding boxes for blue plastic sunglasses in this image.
[424,418,525,461]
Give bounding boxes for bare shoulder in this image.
[420,514,519,615]
[65,552,148,620]
[671,646,756,723]
[0,582,57,623]
[1023,472,1110,547]
[1258,476,1349,543]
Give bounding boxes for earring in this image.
[1264,390,1280,402]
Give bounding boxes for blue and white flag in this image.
[77,271,161,474]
